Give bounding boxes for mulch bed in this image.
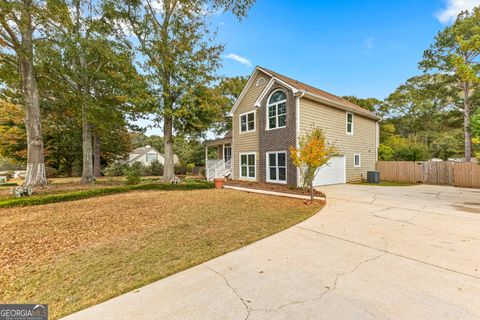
[224,180,326,198]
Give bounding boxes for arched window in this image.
[267,90,287,129]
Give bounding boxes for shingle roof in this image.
[131,146,153,155]
[257,66,379,118]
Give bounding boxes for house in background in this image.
[127,146,180,166]
[205,66,381,186]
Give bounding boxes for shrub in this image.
[125,163,142,185]
[0,179,213,208]
[45,167,59,178]
[0,182,18,187]
[104,162,128,177]
[378,144,394,161]
[146,160,163,176]
[186,163,195,174]
[395,144,429,161]
[175,164,187,175]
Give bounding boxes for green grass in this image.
[0,179,213,208]
[351,181,416,187]
[0,189,322,319]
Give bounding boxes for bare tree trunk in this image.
[310,179,314,202]
[463,83,472,162]
[81,109,94,183]
[163,114,175,181]
[93,129,101,177]
[19,5,47,187]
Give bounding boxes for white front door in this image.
[313,156,346,186]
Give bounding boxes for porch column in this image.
[222,144,225,163]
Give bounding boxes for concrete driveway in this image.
[65,184,480,320]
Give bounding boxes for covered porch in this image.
[204,133,232,180]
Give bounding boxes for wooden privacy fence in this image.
[376,161,480,188]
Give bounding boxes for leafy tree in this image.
[430,129,464,160]
[105,0,255,181]
[214,76,248,133]
[383,75,454,144]
[0,0,47,186]
[472,110,480,138]
[394,143,429,161]
[472,110,480,159]
[380,74,465,160]
[378,144,394,161]
[342,96,381,112]
[38,0,147,181]
[290,127,336,201]
[0,100,27,163]
[420,8,480,161]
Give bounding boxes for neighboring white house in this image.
[127,145,180,166]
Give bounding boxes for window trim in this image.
[354,153,361,168]
[266,151,287,184]
[256,77,266,87]
[146,153,157,163]
[224,146,232,162]
[266,89,287,131]
[239,152,256,180]
[239,110,256,133]
[346,112,354,135]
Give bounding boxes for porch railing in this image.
[206,159,231,180]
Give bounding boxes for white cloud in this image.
[224,53,252,67]
[436,0,480,24]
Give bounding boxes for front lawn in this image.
[0,176,202,200]
[0,179,211,208]
[0,189,322,319]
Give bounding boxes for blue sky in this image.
[215,0,478,99]
[140,0,480,136]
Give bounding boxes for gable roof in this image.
[128,146,180,164]
[128,146,161,163]
[229,66,381,120]
[131,146,158,155]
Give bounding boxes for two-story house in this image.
[205,66,381,186]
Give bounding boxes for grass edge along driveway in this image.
[0,188,323,319]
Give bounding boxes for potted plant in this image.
[213,177,225,189]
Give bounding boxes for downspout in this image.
[295,91,306,187]
[375,118,383,166]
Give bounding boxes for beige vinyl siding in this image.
[299,97,377,182]
[232,72,271,180]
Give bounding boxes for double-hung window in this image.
[354,154,361,167]
[267,90,287,130]
[346,112,354,134]
[240,111,255,133]
[240,153,256,179]
[146,153,157,162]
[267,151,287,183]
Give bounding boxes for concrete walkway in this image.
[64,184,480,320]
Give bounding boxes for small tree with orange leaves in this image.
[290,127,337,201]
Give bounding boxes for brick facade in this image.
[258,82,297,186]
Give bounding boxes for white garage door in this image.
[313,156,346,186]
